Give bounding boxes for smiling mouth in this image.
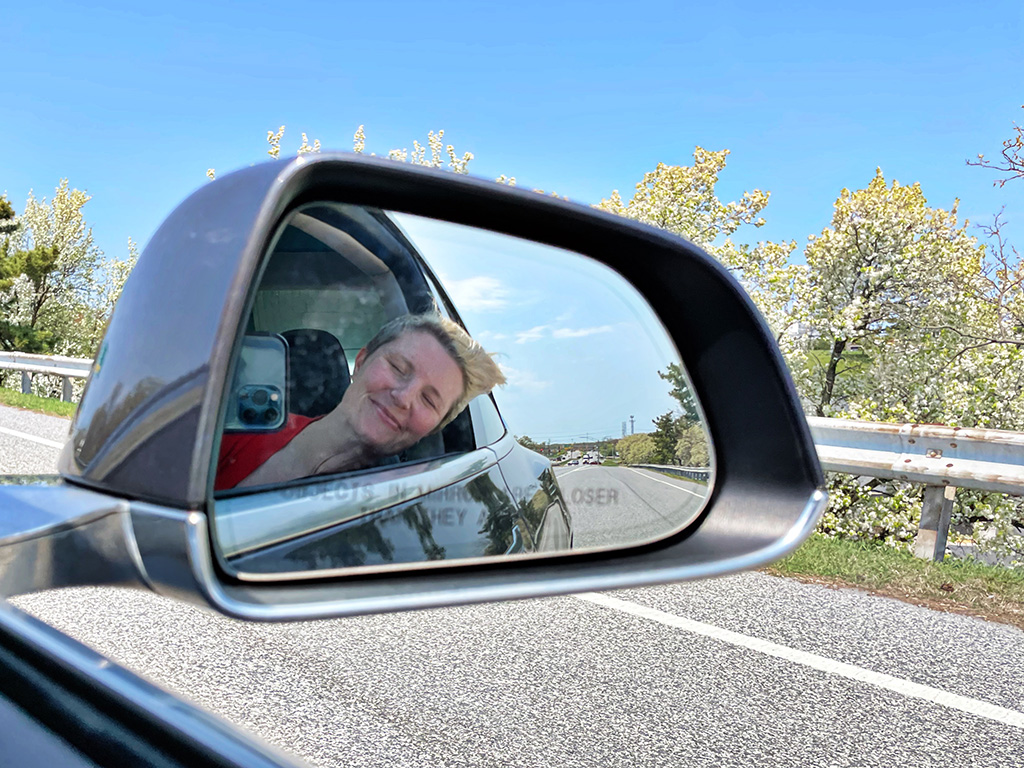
[372,401,402,432]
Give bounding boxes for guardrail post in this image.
[61,376,72,403]
[914,485,955,561]
[20,371,31,395]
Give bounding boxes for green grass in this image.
[651,468,709,486]
[0,387,77,418]
[767,534,1024,630]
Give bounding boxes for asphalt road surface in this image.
[3,405,1023,768]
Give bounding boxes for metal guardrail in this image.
[808,417,1024,496]
[629,420,1024,562]
[809,417,1024,561]
[0,351,92,403]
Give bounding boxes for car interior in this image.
[229,202,479,481]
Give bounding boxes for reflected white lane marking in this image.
[0,425,63,450]
[626,467,704,497]
[558,467,585,477]
[576,592,1024,729]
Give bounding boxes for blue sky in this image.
[3,0,1022,440]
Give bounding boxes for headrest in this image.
[281,329,350,417]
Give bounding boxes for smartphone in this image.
[223,333,289,432]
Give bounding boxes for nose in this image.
[391,382,413,409]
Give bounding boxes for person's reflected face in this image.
[342,330,465,456]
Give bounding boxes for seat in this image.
[281,329,350,418]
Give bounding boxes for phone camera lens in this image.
[252,388,269,406]
[242,408,258,423]
[264,408,279,423]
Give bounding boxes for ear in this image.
[353,346,368,373]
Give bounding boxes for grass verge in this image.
[651,468,709,486]
[0,388,76,419]
[766,534,1024,631]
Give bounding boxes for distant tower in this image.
[629,415,635,434]
[621,421,626,438]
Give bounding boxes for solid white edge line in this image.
[575,592,1024,730]
[0,425,63,450]
[626,467,705,497]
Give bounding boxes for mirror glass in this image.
[211,203,713,578]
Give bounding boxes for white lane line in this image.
[0,425,64,450]
[626,467,704,498]
[576,592,1024,730]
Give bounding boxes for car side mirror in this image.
[0,154,825,621]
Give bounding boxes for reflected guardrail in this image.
[630,464,711,482]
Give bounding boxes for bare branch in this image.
[966,106,1024,187]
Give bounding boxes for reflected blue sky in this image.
[392,214,683,442]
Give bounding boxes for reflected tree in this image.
[469,473,524,556]
[658,363,701,425]
[400,505,446,561]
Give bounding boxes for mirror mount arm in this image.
[0,485,146,600]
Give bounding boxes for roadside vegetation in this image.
[0,386,75,418]
[0,185,135,363]
[766,534,1024,631]
[588,108,1024,566]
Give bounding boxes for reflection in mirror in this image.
[211,203,713,579]
[223,334,289,432]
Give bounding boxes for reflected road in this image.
[554,464,708,548]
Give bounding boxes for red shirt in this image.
[215,414,319,490]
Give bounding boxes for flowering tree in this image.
[208,125,475,180]
[954,106,1024,429]
[786,170,1024,561]
[616,433,656,465]
[595,146,804,344]
[596,147,769,249]
[792,169,984,420]
[0,182,135,360]
[674,423,710,467]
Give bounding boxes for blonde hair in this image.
[363,313,506,429]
